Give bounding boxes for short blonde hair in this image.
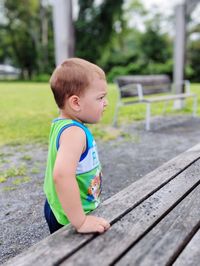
[50,58,106,108]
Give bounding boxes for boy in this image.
[44,58,110,234]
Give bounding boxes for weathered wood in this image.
[116,186,200,266]
[3,227,93,266]
[3,144,200,266]
[96,143,200,221]
[60,160,200,265]
[173,229,200,266]
[116,75,170,91]
[116,75,171,98]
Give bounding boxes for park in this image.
[0,0,200,265]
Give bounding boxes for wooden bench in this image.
[4,143,200,265]
[113,75,198,130]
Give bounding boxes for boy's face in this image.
[78,75,108,124]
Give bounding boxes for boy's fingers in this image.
[97,225,105,233]
[99,218,110,229]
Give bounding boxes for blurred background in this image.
[1,2,200,265]
[0,0,199,83]
[0,0,200,145]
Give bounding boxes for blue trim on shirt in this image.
[55,119,93,162]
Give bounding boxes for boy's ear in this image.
[68,95,81,111]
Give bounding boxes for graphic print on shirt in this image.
[76,140,100,174]
[86,170,102,204]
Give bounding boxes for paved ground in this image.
[1,115,200,264]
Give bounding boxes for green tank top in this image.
[44,119,102,225]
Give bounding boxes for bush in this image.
[107,66,130,82]
[107,59,173,82]
[32,73,50,82]
[141,59,173,77]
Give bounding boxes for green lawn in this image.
[0,82,199,146]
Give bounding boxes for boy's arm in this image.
[53,126,110,233]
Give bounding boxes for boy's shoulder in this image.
[51,118,93,140]
[52,118,84,129]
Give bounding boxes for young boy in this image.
[44,58,110,234]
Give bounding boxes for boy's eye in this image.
[98,95,105,100]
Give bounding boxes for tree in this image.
[1,0,40,78]
[75,0,124,67]
[0,0,54,79]
[139,14,172,64]
[185,6,200,81]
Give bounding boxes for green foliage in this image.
[105,4,173,82]
[0,0,199,82]
[2,0,39,78]
[32,73,50,82]
[107,66,130,82]
[0,0,54,78]
[140,59,173,76]
[187,39,200,81]
[75,0,124,64]
[107,59,173,83]
[139,14,173,63]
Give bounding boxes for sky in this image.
[72,0,200,16]
[142,0,184,13]
[72,0,186,20]
[71,0,200,36]
[124,0,182,33]
[127,0,200,35]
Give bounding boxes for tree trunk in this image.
[52,0,75,65]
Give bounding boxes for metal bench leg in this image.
[162,101,168,115]
[146,103,151,131]
[192,96,197,117]
[112,103,120,127]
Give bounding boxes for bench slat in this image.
[144,93,195,103]
[113,75,197,130]
[173,229,200,266]
[60,160,200,265]
[116,185,200,266]
[3,144,200,266]
[95,143,200,221]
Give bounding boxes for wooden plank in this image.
[3,227,92,266]
[96,143,200,222]
[116,186,200,266]
[173,229,200,266]
[4,144,200,266]
[60,160,200,265]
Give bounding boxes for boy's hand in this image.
[76,215,110,234]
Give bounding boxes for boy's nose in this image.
[104,98,108,107]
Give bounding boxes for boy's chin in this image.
[82,118,100,124]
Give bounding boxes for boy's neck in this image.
[58,110,83,124]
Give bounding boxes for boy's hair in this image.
[50,58,106,109]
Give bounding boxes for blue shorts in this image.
[44,199,64,234]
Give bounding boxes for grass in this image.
[12,176,31,185]
[0,82,199,146]
[0,165,27,183]
[0,82,56,145]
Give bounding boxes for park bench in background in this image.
[4,143,200,265]
[113,75,198,130]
